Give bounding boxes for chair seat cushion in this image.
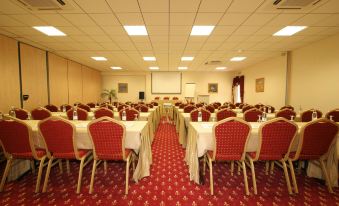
[289,152,319,160]
[13,148,46,159]
[247,152,285,160]
[97,149,132,160]
[53,149,90,159]
[207,150,242,160]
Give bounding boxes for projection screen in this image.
[151,72,181,94]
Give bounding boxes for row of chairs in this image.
[0,116,135,194]
[154,97,179,100]
[204,117,338,195]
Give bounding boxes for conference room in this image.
[0,0,339,205]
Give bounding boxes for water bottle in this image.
[122,110,127,121]
[27,112,32,120]
[9,106,16,117]
[312,110,317,120]
[262,112,267,122]
[198,111,202,122]
[329,115,333,121]
[62,105,66,112]
[268,106,271,114]
[73,108,78,120]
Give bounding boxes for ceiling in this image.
[0,0,339,72]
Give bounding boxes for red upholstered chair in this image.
[87,117,133,194]
[228,103,236,109]
[242,105,254,113]
[31,107,52,120]
[288,118,338,193]
[205,105,215,113]
[38,117,92,193]
[13,108,29,120]
[60,104,72,112]
[300,109,322,122]
[244,108,263,122]
[216,108,236,121]
[172,97,179,100]
[326,108,339,122]
[117,104,127,112]
[66,108,88,120]
[100,104,114,111]
[135,105,149,112]
[0,117,47,193]
[146,103,154,108]
[235,103,241,107]
[276,108,296,120]
[86,102,96,108]
[154,97,160,100]
[174,102,181,106]
[45,104,58,112]
[213,102,221,108]
[163,97,170,100]
[195,103,204,108]
[94,108,114,119]
[183,105,196,113]
[205,117,251,195]
[280,105,294,111]
[218,105,228,110]
[190,108,211,122]
[238,103,245,109]
[151,101,159,106]
[246,118,298,195]
[119,108,139,121]
[179,103,186,109]
[254,104,264,109]
[78,104,91,112]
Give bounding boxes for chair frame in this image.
[94,107,114,119]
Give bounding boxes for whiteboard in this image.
[151,72,181,94]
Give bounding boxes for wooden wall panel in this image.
[82,66,102,103]
[0,35,20,113]
[68,60,83,104]
[20,43,48,111]
[48,53,68,106]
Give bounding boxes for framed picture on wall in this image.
[118,83,128,93]
[255,78,265,92]
[208,83,218,93]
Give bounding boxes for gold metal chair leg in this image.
[288,159,298,194]
[66,160,70,174]
[35,156,46,193]
[89,159,97,194]
[43,157,54,192]
[270,161,275,174]
[242,161,249,195]
[249,159,257,195]
[203,155,206,176]
[76,158,85,194]
[104,161,107,175]
[230,161,234,176]
[319,159,333,193]
[297,160,302,174]
[30,160,36,174]
[0,158,13,192]
[281,160,292,195]
[209,158,213,195]
[125,157,131,195]
[58,159,63,174]
[265,161,269,175]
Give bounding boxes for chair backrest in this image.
[276,108,296,120]
[244,108,263,122]
[60,104,72,112]
[211,117,251,161]
[117,104,127,112]
[293,118,338,160]
[151,101,159,106]
[242,105,254,113]
[100,104,114,111]
[38,117,79,159]
[326,109,339,122]
[204,105,215,113]
[94,107,114,119]
[87,102,96,108]
[174,102,181,106]
[135,105,149,112]
[254,104,264,109]
[172,97,179,100]
[119,108,139,121]
[301,109,322,122]
[163,97,169,100]
[195,103,204,108]
[154,97,160,100]
[45,104,59,112]
[228,103,236,109]
[179,103,186,109]
[261,105,275,113]
[280,105,294,111]
[66,108,88,120]
[88,117,127,160]
[183,105,196,113]
[31,107,51,120]
[216,108,236,121]
[0,118,38,159]
[235,103,241,107]
[218,105,228,110]
[78,104,91,112]
[253,118,298,161]
[13,108,29,120]
[238,103,244,109]
[146,103,154,108]
[190,108,211,122]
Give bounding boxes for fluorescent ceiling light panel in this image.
[91,57,107,61]
[111,67,122,70]
[149,67,159,70]
[190,26,215,36]
[230,57,246,62]
[178,67,188,70]
[33,26,66,36]
[124,26,148,36]
[273,26,307,36]
[216,67,226,70]
[143,56,156,61]
[181,57,194,61]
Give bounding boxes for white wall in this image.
[241,55,287,109]
[102,71,236,103]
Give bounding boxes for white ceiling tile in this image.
[226,35,251,42]
[134,42,153,50]
[170,0,201,12]
[201,43,220,50]
[130,36,151,43]
[74,0,112,13]
[169,26,191,35]
[212,26,237,35]
[170,13,195,25]
[78,26,105,35]
[101,26,126,35]
[110,35,131,42]
[227,0,265,12]
[3,26,41,35]
[243,13,277,26]
[292,14,332,26]
[255,26,282,35]
[71,35,93,42]
[62,14,96,26]
[139,0,169,12]
[266,14,304,26]
[58,27,84,35]
[10,14,47,26]
[147,26,169,35]
[199,0,232,12]
[233,26,259,35]
[0,1,28,14]
[0,15,24,26]
[82,42,104,50]
[311,0,339,13]
[206,35,228,43]
[116,41,137,50]
[106,0,140,12]
[218,13,251,25]
[143,13,169,25]
[89,14,120,26]
[312,14,339,27]
[116,13,144,25]
[35,14,73,26]
[194,13,224,25]
[169,36,189,43]
[150,36,169,43]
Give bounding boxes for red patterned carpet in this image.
[1,121,339,205]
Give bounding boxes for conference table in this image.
[185,121,339,187]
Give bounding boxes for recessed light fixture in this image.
[216,67,226,70]
[178,67,188,70]
[123,26,148,36]
[273,26,307,36]
[190,26,215,36]
[111,66,122,70]
[181,57,194,61]
[230,57,246,62]
[143,56,156,61]
[33,26,66,36]
[91,57,107,61]
[149,67,159,70]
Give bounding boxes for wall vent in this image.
[15,0,73,10]
[204,60,222,65]
[273,0,323,9]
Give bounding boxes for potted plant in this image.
[101,89,117,104]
